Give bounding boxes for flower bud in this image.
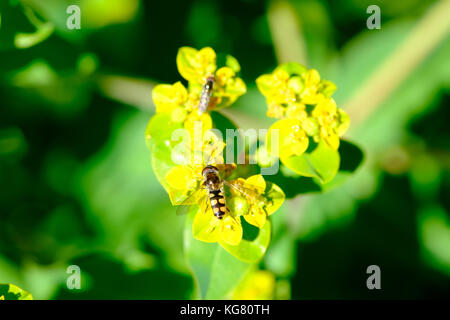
[257,146,276,168]
[301,117,319,136]
[287,76,304,94]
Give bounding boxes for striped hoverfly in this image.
[175,163,264,219]
[197,75,215,115]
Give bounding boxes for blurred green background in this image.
[1,0,449,299]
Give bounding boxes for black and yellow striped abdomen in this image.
[209,189,227,219]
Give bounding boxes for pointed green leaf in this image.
[145,113,183,149]
[184,212,253,299]
[276,62,307,76]
[226,55,241,73]
[281,141,340,183]
[0,284,33,300]
[219,219,271,263]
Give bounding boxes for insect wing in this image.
[223,180,250,198]
[223,179,266,206]
[198,193,210,214]
[176,188,205,216]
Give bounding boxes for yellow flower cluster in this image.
[152,47,246,135]
[165,138,284,246]
[190,173,284,246]
[148,47,285,248]
[152,81,212,134]
[257,63,349,158]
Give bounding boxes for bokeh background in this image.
[1,0,449,299]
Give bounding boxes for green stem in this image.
[344,0,450,131]
[267,0,308,65]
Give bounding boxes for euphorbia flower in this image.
[228,175,285,230]
[191,173,284,246]
[299,69,322,105]
[166,154,285,246]
[267,118,309,158]
[312,98,350,150]
[257,62,349,156]
[192,205,243,246]
[152,81,212,134]
[166,159,245,246]
[177,46,246,110]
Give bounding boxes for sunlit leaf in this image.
[281,140,340,183]
[226,54,241,73]
[219,219,271,263]
[418,206,450,276]
[151,142,188,205]
[145,113,183,148]
[0,284,33,300]
[184,212,252,299]
[276,62,307,76]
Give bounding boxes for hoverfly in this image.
[197,75,215,115]
[176,163,258,219]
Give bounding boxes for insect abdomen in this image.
[209,189,226,219]
[198,78,214,114]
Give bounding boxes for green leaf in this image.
[210,111,238,136]
[268,140,363,197]
[0,284,33,300]
[270,166,322,197]
[219,219,271,263]
[293,9,450,241]
[264,212,297,277]
[78,111,189,277]
[145,113,189,205]
[145,113,183,149]
[226,55,241,73]
[276,62,307,76]
[281,141,340,183]
[318,140,364,191]
[337,140,364,173]
[418,205,450,276]
[184,212,253,299]
[14,22,54,49]
[151,142,188,205]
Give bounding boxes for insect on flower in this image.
[197,75,215,115]
[176,163,255,219]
